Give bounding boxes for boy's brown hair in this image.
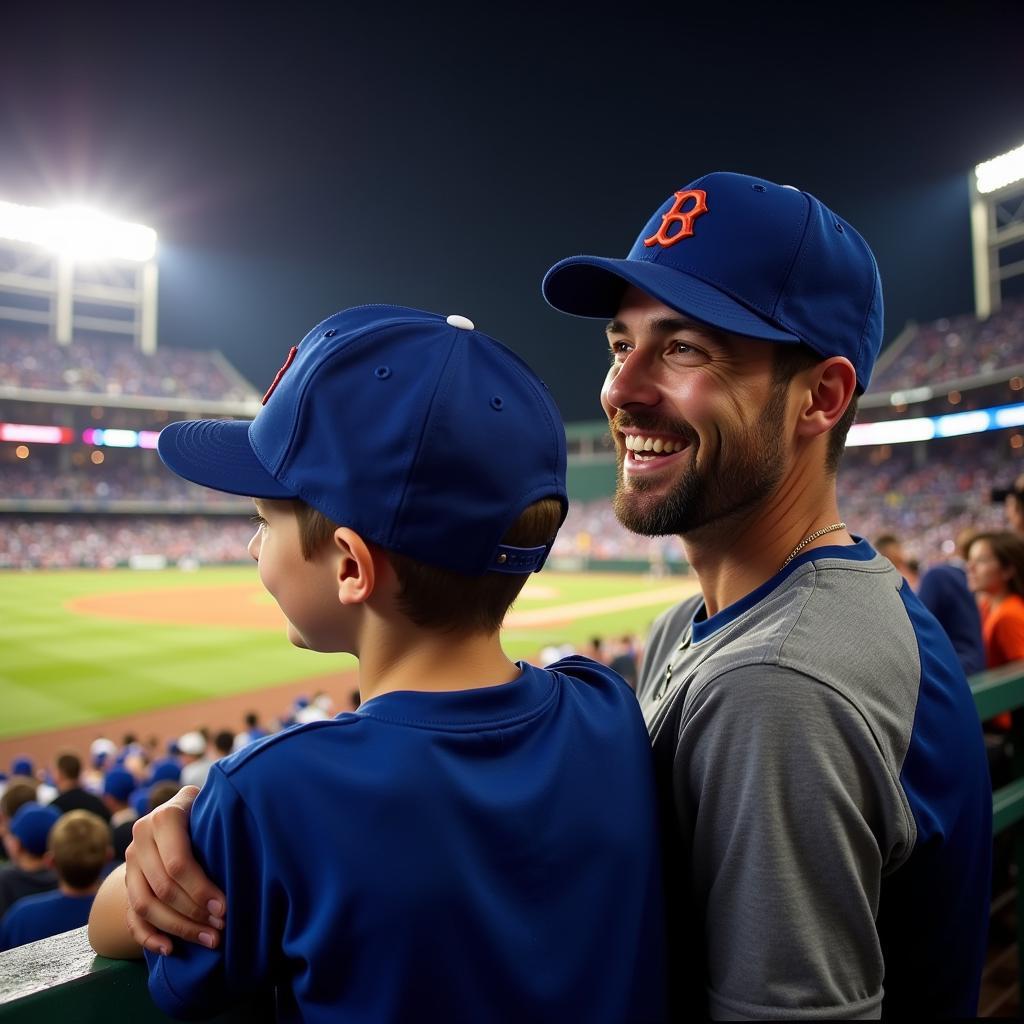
[293,497,564,633]
[49,810,110,889]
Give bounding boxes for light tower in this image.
[0,202,158,352]
[971,140,1024,320]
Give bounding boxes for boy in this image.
[89,306,667,1022]
[0,801,58,917]
[0,809,110,950]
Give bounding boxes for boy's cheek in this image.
[286,622,311,649]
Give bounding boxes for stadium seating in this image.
[1,301,1022,570]
[871,300,1024,393]
[0,329,256,402]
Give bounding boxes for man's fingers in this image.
[126,906,172,957]
[150,791,227,921]
[125,828,208,924]
[126,900,219,951]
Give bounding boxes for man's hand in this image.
[124,785,226,955]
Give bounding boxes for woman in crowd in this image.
[966,531,1024,671]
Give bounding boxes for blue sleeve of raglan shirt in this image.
[145,765,277,1020]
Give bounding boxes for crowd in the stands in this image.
[2,300,1023,571]
[0,516,254,569]
[1,432,1019,570]
[870,299,1024,392]
[2,459,247,509]
[0,331,256,402]
[0,696,352,951]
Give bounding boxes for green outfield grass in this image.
[0,567,692,740]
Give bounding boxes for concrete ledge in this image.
[0,926,269,1022]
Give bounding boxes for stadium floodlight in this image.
[975,141,1024,195]
[0,200,156,262]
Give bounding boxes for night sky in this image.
[2,3,1022,420]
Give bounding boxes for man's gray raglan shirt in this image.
[638,539,991,1020]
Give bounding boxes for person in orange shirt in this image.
[966,531,1024,673]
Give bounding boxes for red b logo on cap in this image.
[644,189,708,248]
[262,346,298,405]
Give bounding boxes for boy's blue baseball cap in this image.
[158,305,568,575]
[10,802,60,857]
[542,171,884,393]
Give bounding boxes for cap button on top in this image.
[446,314,475,330]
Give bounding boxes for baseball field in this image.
[0,567,699,757]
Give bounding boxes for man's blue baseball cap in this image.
[158,305,568,575]
[10,802,60,857]
[542,171,884,394]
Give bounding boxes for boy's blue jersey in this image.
[146,659,667,1022]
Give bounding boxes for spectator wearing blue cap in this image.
[0,810,111,951]
[103,769,139,863]
[0,803,59,917]
[147,757,182,787]
[89,305,666,1023]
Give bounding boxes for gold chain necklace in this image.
[779,522,846,572]
[650,521,847,708]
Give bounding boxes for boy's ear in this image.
[332,528,377,606]
[43,850,55,869]
[794,356,857,441]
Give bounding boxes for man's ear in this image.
[332,528,377,606]
[795,356,857,441]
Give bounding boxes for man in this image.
[50,752,111,823]
[120,172,990,1019]
[873,534,920,590]
[541,172,991,1018]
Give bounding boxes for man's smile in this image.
[619,430,693,476]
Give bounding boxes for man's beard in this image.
[612,385,788,537]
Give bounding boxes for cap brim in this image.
[158,419,294,499]
[542,255,801,344]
